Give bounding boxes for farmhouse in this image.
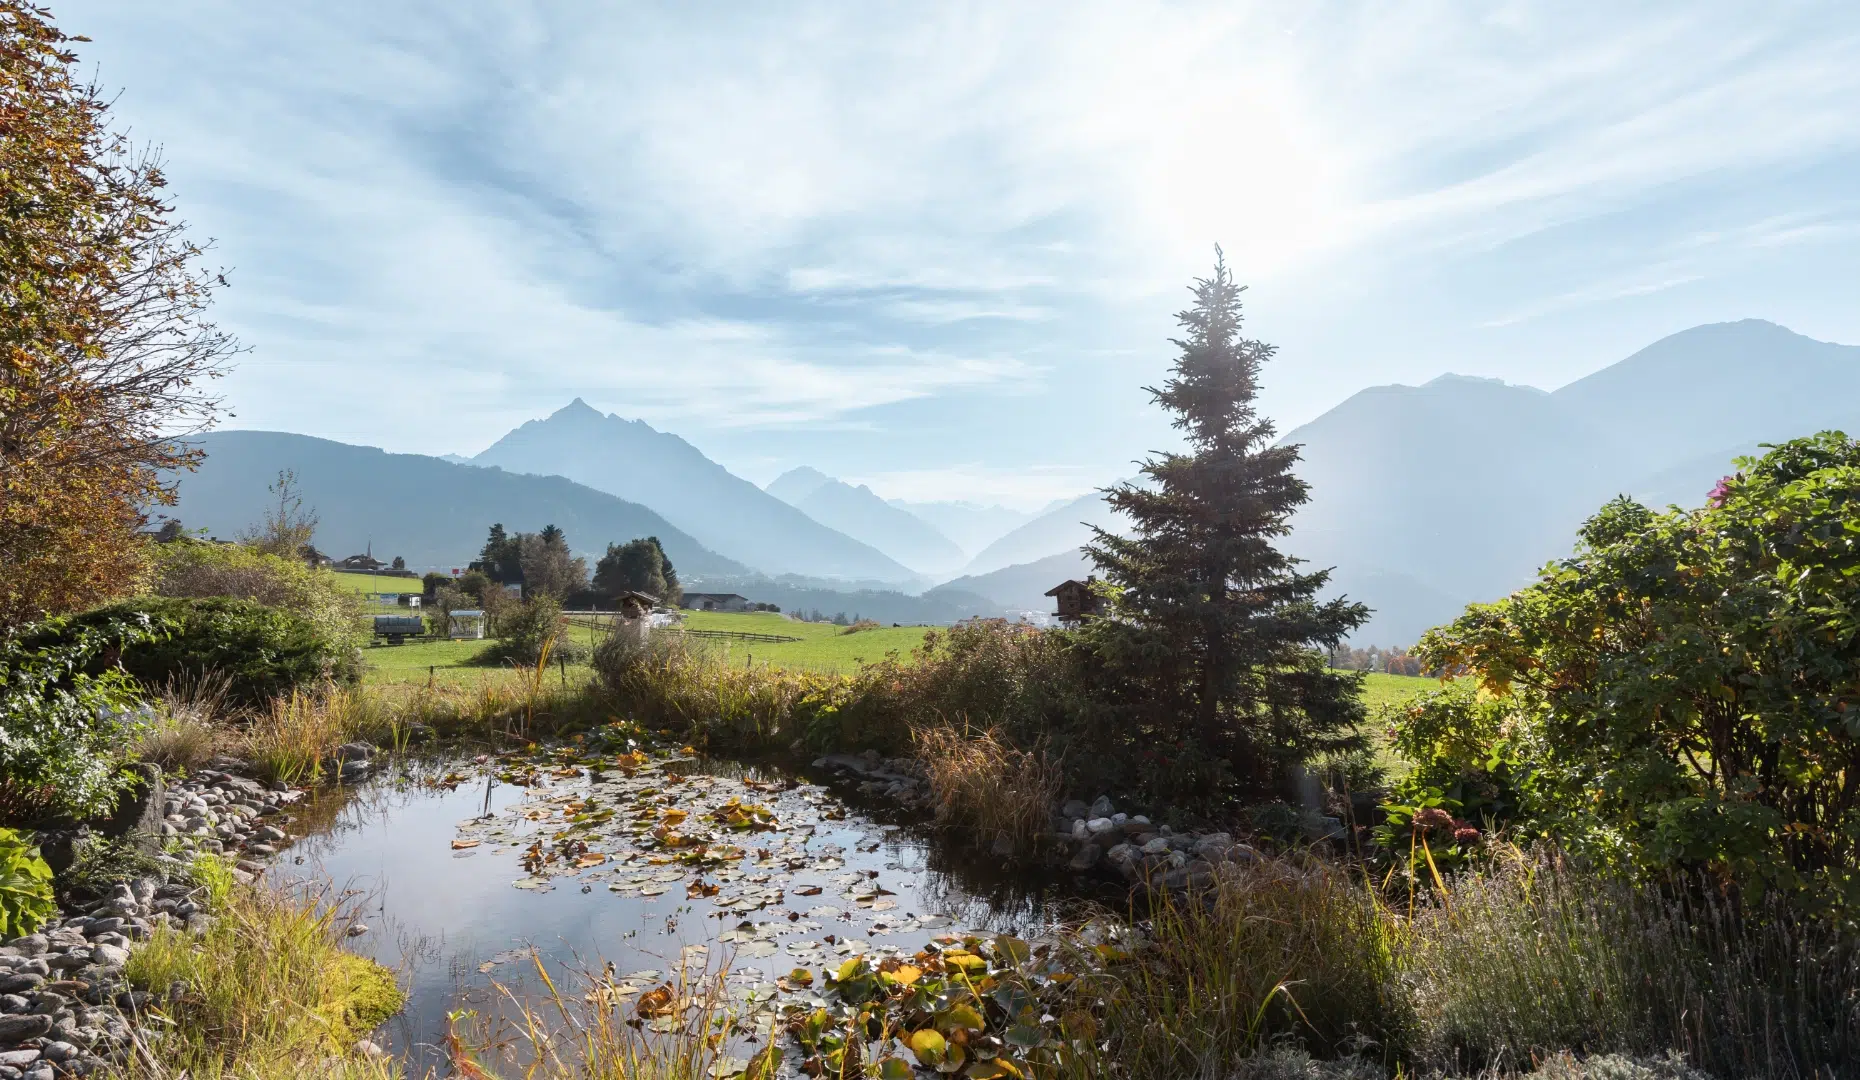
[682,592,751,612]
[1044,578,1103,624]
[611,590,658,618]
[336,553,387,571]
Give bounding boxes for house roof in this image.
[683,592,748,601]
[449,609,485,617]
[1043,579,1092,597]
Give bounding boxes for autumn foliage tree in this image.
[0,3,236,629]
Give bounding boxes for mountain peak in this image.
[552,397,603,420]
[765,465,836,505]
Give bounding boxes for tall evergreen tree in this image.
[1083,252,1368,801]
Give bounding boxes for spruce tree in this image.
[1083,252,1368,802]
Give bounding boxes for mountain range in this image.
[947,319,1860,642]
[764,467,968,576]
[471,400,919,583]
[162,431,748,577]
[160,319,1860,643]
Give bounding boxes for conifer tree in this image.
[1083,252,1368,801]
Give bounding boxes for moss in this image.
[329,952,404,1039]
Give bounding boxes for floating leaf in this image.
[879,1057,914,1080]
[884,964,923,987]
[908,1029,948,1066]
[451,838,481,850]
[636,985,677,1018]
[938,1004,985,1033]
[993,936,1030,964]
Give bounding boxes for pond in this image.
[269,746,1096,1072]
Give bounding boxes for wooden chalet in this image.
[1044,578,1102,623]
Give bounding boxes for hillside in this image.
[887,499,1037,556]
[929,550,1093,614]
[960,490,1125,576]
[163,431,746,576]
[473,400,918,583]
[687,576,997,626]
[765,467,966,575]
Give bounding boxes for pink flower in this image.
[1708,476,1735,508]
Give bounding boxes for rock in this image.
[42,982,87,999]
[88,946,129,970]
[44,954,87,974]
[345,923,369,938]
[112,992,150,1015]
[245,844,277,857]
[8,939,44,960]
[0,1013,52,1042]
[36,1044,73,1065]
[254,825,287,844]
[1060,799,1089,820]
[334,742,373,762]
[1140,837,1171,856]
[338,761,370,783]
[79,920,123,939]
[0,1052,37,1070]
[1069,819,1088,841]
[1088,795,1114,818]
[354,1039,386,1059]
[1067,844,1102,871]
[0,995,26,1014]
[1085,817,1117,837]
[23,1065,51,1080]
[1111,812,1128,826]
[0,976,41,996]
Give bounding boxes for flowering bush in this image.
[1413,433,1860,906]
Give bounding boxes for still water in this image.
[270,751,1087,1070]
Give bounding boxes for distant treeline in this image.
[1329,644,1429,676]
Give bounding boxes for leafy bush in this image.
[475,594,588,666]
[24,596,361,708]
[0,613,157,824]
[152,540,365,653]
[0,828,57,937]
[1413,433,1860,905]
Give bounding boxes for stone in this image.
[354,1039,386,1058]
[1088,795,1114,818]
[36,1044,73,1065]
[0,995,27,1014]
[23,1064,51,1080]
[0,976,40,996]
[345,923,369,938]
[1069,819,1088,841]
[1060,799,1089,820]
[112,992,149,1015]
[1140,837,1171,856]
[88,947,128,971]
[8,940,44,960]
[0,1052,36,1069]
[254,825,287,844]
[1191,832,1235,860]
[79,920,123,939]
[1085,817,1117,837]
[43,954,87,974]
[1067,844,1102,871]
[0,1013,52,1042]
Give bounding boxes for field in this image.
[669,610,933,673]
[330,570,424,595]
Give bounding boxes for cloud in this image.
[66,0,1860,478]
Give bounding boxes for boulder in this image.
[1088,795,1114,819]
[1085,817,1117,837]
[1067,844,1102,871]
[1060,799,1090,820]
[0,1014,52,1043]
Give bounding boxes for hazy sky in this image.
[66,2,1860,508]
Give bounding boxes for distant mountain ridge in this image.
[764,467,966,575]
[886,499,1039,555]
[472,400,919,584]
[164,431,746,576]
[936,321,1860,644]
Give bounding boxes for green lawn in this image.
[1359,671,1440,714]
[331,571,424,595]
[668,610,932,674]
[359,618,608,686]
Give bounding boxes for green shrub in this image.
[0,614,156,823]
[1415,433,1860,906]
[152,540,365,652]
[0,828,56,937]
[474,594,587,666]
[25,596,361,708]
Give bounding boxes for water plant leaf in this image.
[908,1029,948,1066]
[938,1004,985,1033]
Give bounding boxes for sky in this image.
[64,1,1860,509]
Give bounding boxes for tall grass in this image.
[233,673,615,783]
[914,725,1062,854]
[447,956,775,1080]
[122,879,403,1080]
[1094,856,1410,1080]
[1405,853,1860,1078]
[1104,850,1860,1080]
